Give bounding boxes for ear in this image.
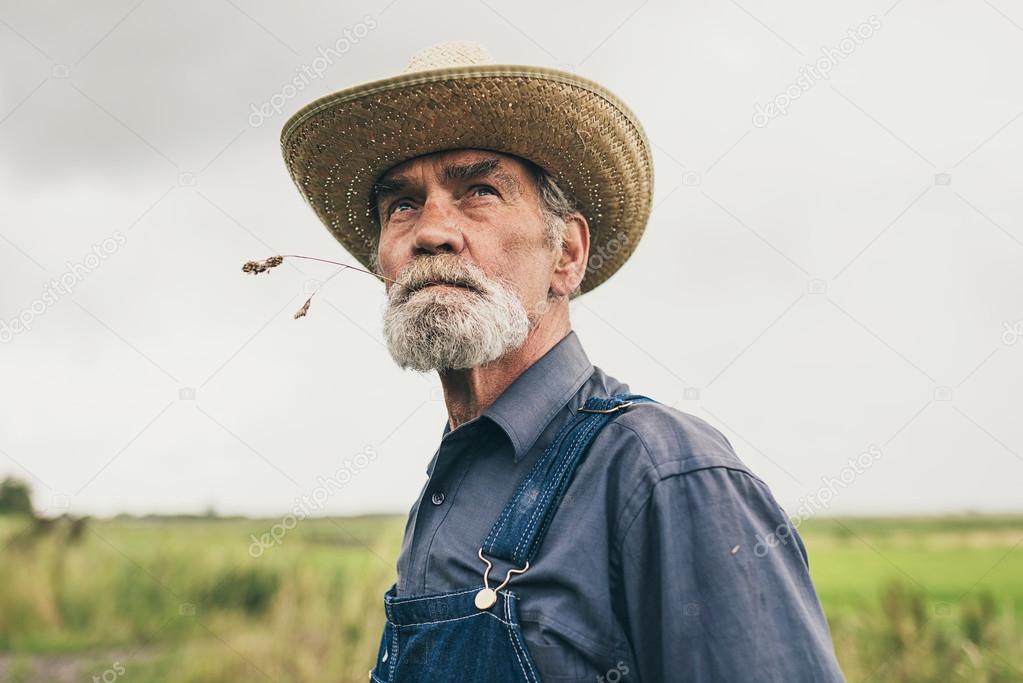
[550,212,589,298]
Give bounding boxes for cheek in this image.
[495,224,554,276]
[376,235,401,275]
[499,250,556,299]
[492,215,548,260]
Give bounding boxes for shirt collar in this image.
[439,330,595,463]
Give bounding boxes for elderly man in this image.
[282,42,845,683]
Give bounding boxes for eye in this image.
[388,199,417,216]
[469,185,498,198]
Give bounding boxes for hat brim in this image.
[280,64,653,296]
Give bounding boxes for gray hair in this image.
[528,162,577,250]
[528,162,582,299]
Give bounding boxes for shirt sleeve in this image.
[613,466,846,683]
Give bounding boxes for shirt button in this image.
[431,491,445,505]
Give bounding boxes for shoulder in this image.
[601,398,757,482]
[591,399,785,542]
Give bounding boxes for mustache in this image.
[391,256,488,300]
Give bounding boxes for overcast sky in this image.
[1,0,1021,519]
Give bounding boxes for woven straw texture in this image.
[280,59,653,296]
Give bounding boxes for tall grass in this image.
[827,579,1021,682]
[1,515,1021,682]
[0,515,401,682]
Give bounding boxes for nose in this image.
[411,196,465,258]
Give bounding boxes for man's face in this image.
[373,149,560,371]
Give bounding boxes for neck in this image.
[439,314,571,431]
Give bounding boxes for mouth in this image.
[412,281,478,294]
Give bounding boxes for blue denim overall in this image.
[369,393,657,682]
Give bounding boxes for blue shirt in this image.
[395,330,845,682]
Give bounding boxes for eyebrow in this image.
[444,158,523,195]
[371,157,523,209]
[371,175,411,204]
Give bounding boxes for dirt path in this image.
[0,645,159,683]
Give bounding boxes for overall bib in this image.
[369,393,657,682]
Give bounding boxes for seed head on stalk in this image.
[241,254,406,319]
[241,256,284,274]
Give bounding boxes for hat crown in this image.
[403,41,494,73]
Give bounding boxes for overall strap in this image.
[481,393,657,567]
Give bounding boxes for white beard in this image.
[382,256,532,372]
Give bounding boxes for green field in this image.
[0,514,1020,682]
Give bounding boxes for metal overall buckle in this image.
[577,399,633,414]
[475,548,529,610]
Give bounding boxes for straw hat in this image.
[280,41,653,296]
